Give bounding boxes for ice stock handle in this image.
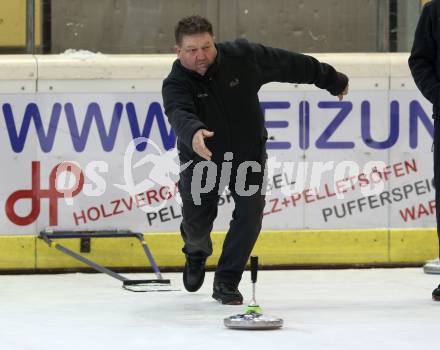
[250,256,258,283]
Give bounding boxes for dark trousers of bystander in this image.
[433,120,440,254]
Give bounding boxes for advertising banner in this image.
[0,88,435,235]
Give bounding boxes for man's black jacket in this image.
[409,0,440,117]
[162,39,348,165]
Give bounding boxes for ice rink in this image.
[0,268,438,350]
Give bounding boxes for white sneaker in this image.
[423,258,440,274]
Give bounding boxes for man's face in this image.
[176,32,217,76]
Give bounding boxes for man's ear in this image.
[175,45,181,57]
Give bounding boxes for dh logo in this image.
[6,161,84,226]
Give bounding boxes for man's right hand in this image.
[192,129,214,160]
[338,83,349,101]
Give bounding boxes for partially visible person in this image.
[408,0,440,301]
[162,15,348,305]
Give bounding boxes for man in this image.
[408,0,440,301]
[162,15,348,305]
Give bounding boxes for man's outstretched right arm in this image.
[162,78,207,153]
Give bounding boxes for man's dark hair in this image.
[174,15,213,46]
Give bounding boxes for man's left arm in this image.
[244,40,349,98]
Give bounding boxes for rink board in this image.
[0,228,437,270]
[0,53,438,270]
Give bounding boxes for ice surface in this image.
[0,268,438,350]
